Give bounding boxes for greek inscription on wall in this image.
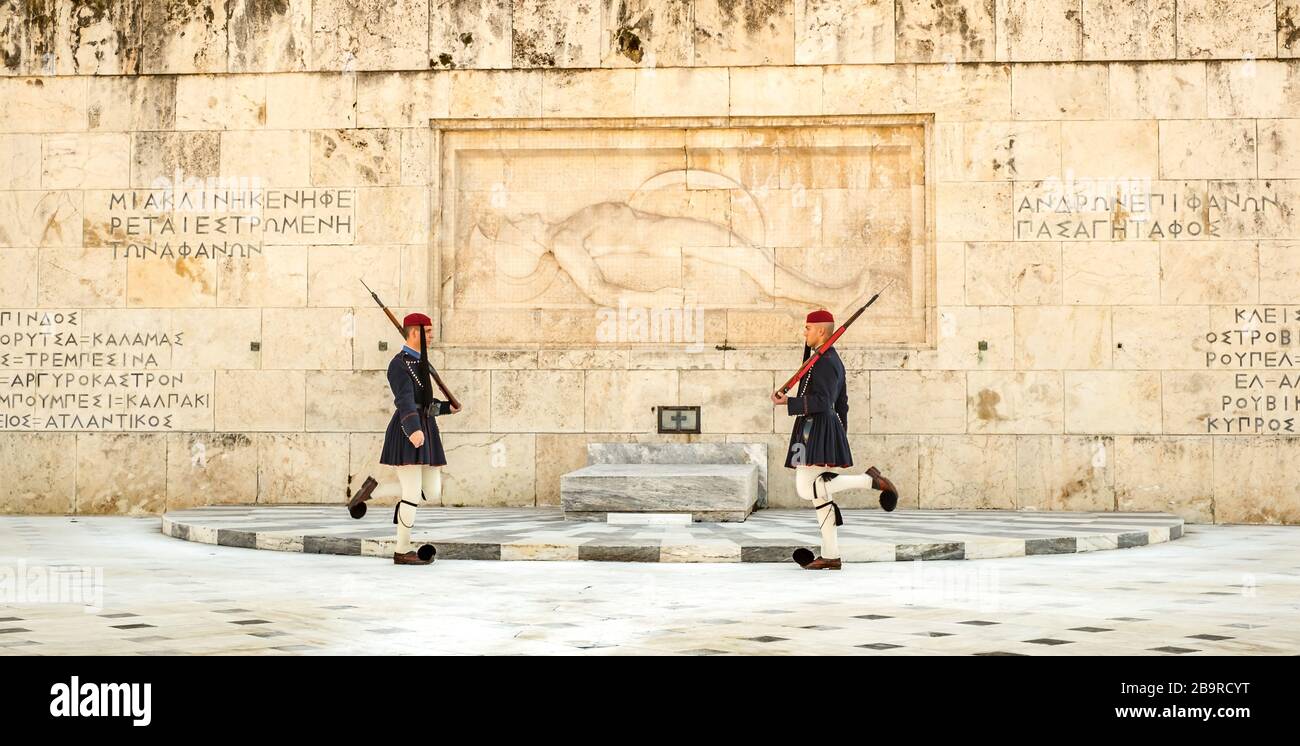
[87,188,358,259]
[1204,307,1300,434]
[1015,180,1291,241]
[0,311,208,432]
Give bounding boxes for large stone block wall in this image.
[1,1,1299,524]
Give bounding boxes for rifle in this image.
[360,279,461,410]
[775,279,895,397]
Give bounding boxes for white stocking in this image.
[795,467,841,560]
[420,465,443,506]
[394,465,423,553]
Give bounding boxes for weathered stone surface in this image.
[220,130,310,186]
[1207,61,1300,118]
[38,245,122,306]
[965,242,1060,304]
[921,306,1013,370]
[822,64,915,113]
[967,370,1063,434]
[693,0,794,66]
[130,131,220,189]
[794,0,893,64]
[943,121,1062,181]
[1114,436,1213,522]
[0,246,36,304]
[588,441,768,506]
[1176,0,1276,59]
[562,463,758,520]
[1107,61,1206,118]
[214,370,306,431]
[440,433,536,506]
[599,0,693,67]
[1064,371,1162,434]
[1015,307,1111,369]
[512,0,600,68]
[1260,241,1300,301]
[265,73,356,128]
[1012,63,1107,119]
[995,0,1082,62]
[175,74,265,130]
[1083,0,1175,60]
[633,66,728,116]
[1062,242,1159,305]
[75,433,167,515]
[1159,241,1259,304]
[493,369,584,432]
[1060,120,1158,177]
[729,66,821,115]
[895,0,995,63]
[919,434,1017,509]
[0,77,84,132]
[0,433,76,513]
[228,0,310,73]
[1213,438,1300,524]
[870,371,966,433]
[256,433,350,503]
[86,77,173,133]
[165,433,258,509]
[584,370,675,432]
[305,370,390,432]
[218,245,308,308]
[170,308,261,370]
[1283,1,1300,58]
[310,129,400,186]
[917,63,1011,121]
[0,133,40,187]
[1015,435,1114,512]
[0,0,24,76]
[432,0,513,69]
[142,0,227,74]
[357,71,450,127]
[1259,120,1300,178]
[679,370,773,433]
[259,307,354,369]
[1159,120,1256,179]
[1111,306,1212,370]
[21,0,143,75]
[937,182,1011,240]
[312,0,429,70]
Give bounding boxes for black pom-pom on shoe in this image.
[879,490,898,512]
[792,547,816,567]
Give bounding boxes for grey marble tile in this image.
[896,542,965,561]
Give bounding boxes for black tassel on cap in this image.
[415,324,433,408]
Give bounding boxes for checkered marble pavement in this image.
[0,516,1296,655]
[161,506,1184,562]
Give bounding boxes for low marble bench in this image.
[560,463,759,522]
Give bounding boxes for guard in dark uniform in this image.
[349,312,457,565]
[773,309,898,570]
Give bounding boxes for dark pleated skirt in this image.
[784,413,853,469]
[380,411,447,467]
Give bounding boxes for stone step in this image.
[606,513,693,525]
[561,463,758,522]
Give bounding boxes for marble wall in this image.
[1,1,1298,525]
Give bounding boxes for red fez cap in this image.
[402,312,432,327]
[806,309,834,324]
